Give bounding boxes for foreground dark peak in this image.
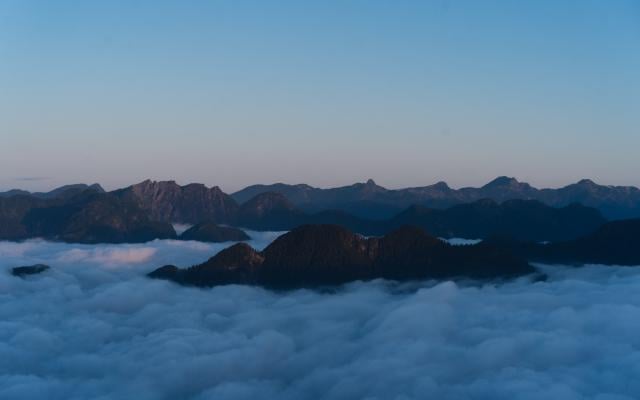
[149,224,536,288]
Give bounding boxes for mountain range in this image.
[1,177,639,243]
[231,177,640,220]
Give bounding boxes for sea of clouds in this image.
[1,232,640,400]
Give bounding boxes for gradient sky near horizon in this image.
[1,0,639,192]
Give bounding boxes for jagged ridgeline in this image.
[1,177,640,244]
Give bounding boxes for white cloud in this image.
[441,238,482,246]
[56,247,158,266]
[0,236,639,399]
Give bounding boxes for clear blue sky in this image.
[1,0,638,192]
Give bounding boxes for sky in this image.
[1,0,639,192]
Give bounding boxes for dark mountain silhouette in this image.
[235,192,304,230]
[0,189,31,198]
[20,192,176,243]
[493,219,640,266]
[0,183,104,200]
[179,221,250,242]
[234,195,606,242]
[150,242,264,285]
[388,199,606,242]
[112,180,238,224]
[232,177,640,220]
[0,195,52,240]
[149,224,536,288]
[33,183,105,199]
[0,177,632,245]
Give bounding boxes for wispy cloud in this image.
[13,176,53,182]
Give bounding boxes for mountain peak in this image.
[577,178,597,186]
[432,181,451,190]
[484,176,519,188]
[365,179,377,186]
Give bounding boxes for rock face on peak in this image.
[113,180,239,224]
[149,224,536,288]
[22,192,177,243]
[179,221,250,243]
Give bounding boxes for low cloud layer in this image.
[1,235,640,400]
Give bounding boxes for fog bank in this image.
[1,237,639,399]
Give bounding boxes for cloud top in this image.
[1,237,639,399]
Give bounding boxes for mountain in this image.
[234,195,605,242]
[232,177,640,220]
[498,219,640,266]
[113,180,239,224]
[179,221,250,242]
[389,199,606,242]
[0,189,31,198]
[149,224,535,288]
[21,192,176,244]
[235,192,305,230]
[0,194,54,240]
[0,183,104,199]
[233,179,401,219]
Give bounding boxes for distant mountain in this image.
[232,194,605,242]
[235,192,305,230]
[0,194,51,240]
[0,183,104,199]
[232,177,640,220]
[0,189,31,198]
[21,192,176,244]
[179,221,250,243]
[388,199,606,242]
[0,177,634,244]
[149,225,535,288]
[495,219,640,266]
[112,180,239,224]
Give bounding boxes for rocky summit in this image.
[113,180,239,224]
